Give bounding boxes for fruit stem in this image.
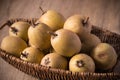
[47,31,58,36]
[76,60,84,67]
[83,17,89,24]
[32,22,40,28]
[10,27,18,35]
[39,6,46,15]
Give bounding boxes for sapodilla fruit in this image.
[0,36,27,57]
[9,21,30,41]
[41,53,68,70]
[90,43,118,70]
[38,10,65,31]
[50,29,81,57]
[28,23,52,50]
[64,15,92,38]
[20,47,44,64]
[81,33,101,53]
[69,54,95,72]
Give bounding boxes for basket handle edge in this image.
[0,20,12,30]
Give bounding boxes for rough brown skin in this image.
[0,36,27,57]
[90,43,118,70]
[69,53,95,72]
[41,53,68,70]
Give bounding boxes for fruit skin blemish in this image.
[90,43,117,70]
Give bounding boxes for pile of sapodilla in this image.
[1,9,118,73]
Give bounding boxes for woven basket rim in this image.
[0,48,119,74]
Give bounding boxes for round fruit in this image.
[0,36,27,57]
[81,33,101,53]
[38,10,65,31]
[69,54,95,72]
[41,53,68,69]
[20,47,44,64]
[28,23,52,50]
[90,43,118,70]
[50,29,81,57]
[9,21,30,41]
[64,15,91,38]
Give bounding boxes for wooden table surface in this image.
[0,0,120,80]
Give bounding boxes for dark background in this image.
[0,0,120,80]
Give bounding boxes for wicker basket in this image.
[0,18,120,80]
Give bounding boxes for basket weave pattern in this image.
[0,18,120,80]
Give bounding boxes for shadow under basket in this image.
[0,18,120,80]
